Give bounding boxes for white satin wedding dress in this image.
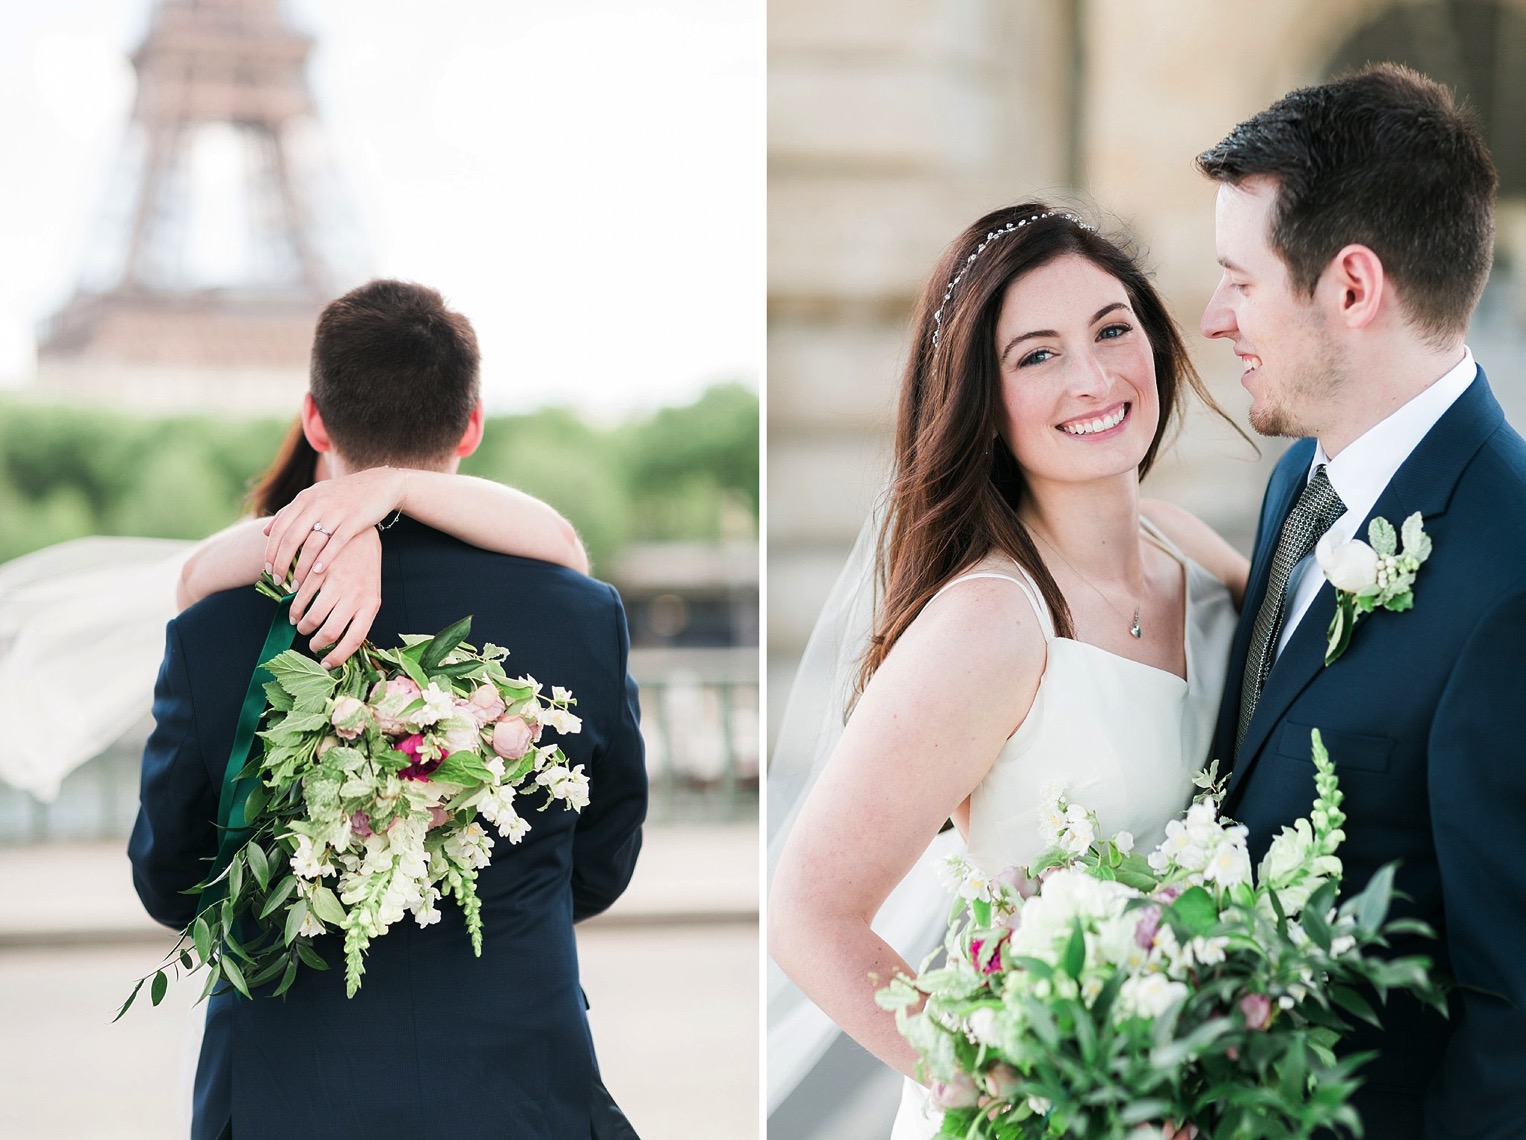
[888,520,1237,1139]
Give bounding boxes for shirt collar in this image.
[1310,347,1476,540]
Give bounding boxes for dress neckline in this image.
[1076,516,1191,685]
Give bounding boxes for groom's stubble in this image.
[1246,299,1350,441]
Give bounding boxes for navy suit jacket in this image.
[1212,370,1526,1139]
[129,519,647,1139]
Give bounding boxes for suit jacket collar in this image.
[1224,369,1504,805]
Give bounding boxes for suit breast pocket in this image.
[1275,722,1394,774]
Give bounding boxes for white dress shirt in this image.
[1275,348,1477,657]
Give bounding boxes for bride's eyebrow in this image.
[999,302,1131,362]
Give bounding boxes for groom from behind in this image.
[129,280,647,1139]
[1199,65,1526,1138]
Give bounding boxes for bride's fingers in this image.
[270,510,332,586]
[317,595,379,668]
[287,562,327,627]
[265,507,314,584]
[295,578,340,637]
[290,526,338,586]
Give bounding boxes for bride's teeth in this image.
[1061,406,1126,435]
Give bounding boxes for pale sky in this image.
[0,0,763,416]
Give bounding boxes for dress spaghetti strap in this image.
[927,568,1056,642]
[1138,515,1187,567]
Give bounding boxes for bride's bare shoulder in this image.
[896,555,1046,660]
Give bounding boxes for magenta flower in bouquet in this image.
[876,732,1445,1139]
[120,610,585,1016]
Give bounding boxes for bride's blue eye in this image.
[1098,323,1131,340]
[1018,347,1055,368]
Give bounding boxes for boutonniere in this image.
[1315,513,1432,665]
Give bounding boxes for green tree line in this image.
[0,382,757,574]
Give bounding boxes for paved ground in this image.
[0,824,759,1139]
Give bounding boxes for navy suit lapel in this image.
[1225,369,1504,805]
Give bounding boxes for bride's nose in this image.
[1065,346,1111,400]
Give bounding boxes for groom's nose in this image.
[1200,279,1237,340]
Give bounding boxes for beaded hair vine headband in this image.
[930,210,1095,348]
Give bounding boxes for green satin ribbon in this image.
[200,594,297,913]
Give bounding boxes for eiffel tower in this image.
[36,0,355,413]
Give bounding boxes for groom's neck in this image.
[327,453,461,479]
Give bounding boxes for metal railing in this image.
[0,647,758,843]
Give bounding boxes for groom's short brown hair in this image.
[1196,63,1496,344]
[309,279,480,468]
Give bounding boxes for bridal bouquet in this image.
[877,733,1445,1139]
[120,613,585,1016]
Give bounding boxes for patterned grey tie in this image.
[1235,464,1346,756]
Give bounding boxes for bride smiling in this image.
[768,205,1247,1137]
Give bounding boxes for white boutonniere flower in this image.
[1315,512,1432,665]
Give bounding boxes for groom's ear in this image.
[301,393,334,453]
[454,401,485,458]
[1323,243,1385,330]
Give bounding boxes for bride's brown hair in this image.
[857,204,1228,696]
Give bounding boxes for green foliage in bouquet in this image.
[118,610,586,1018]
[877,733,1446,1139]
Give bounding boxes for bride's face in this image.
[991,253,1160,486]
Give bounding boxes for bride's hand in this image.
[288,526,383,668]
[262,466,408,590]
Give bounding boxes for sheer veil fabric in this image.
[766,510,961,1111]
[0,536,192,800]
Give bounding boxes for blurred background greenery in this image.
[0,380,758,575]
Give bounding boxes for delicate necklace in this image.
[1029,527,1144,639]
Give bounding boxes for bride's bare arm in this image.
[768,579,1045,1080]
[178,469,587,665]
[264,467,588,586]
[177,519,269,610]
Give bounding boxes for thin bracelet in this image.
[376,509,403,532]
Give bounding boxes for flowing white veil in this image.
[0,536,192,800]
[766,507,961,1112]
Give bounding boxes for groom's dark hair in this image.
[309,279,481,468]
[1196,63,1496,345]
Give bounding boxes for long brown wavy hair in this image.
[247,418,321,517]
[857,204,1231,697]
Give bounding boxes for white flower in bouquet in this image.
[444,820,494,870]
[1005,868,1133,962]
[291,833,335,880]
[439,715,484,758]
[412,682,458,727]
[1115,972,1188,1021]
[939,854,992,902]
[536,763,591,810]
[540,706,583,735]
[966,1007,1002,1047]
[477,785,529,842]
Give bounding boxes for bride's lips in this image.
[1056,401,1130,440]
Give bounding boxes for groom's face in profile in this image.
[1202,176,1342,440]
